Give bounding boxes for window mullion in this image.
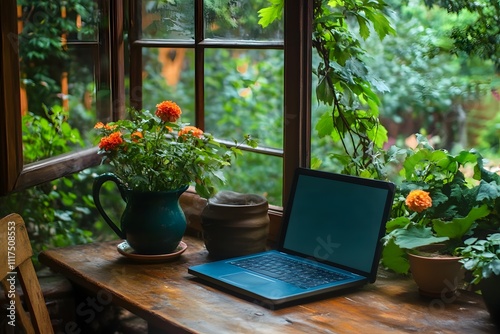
[283,0,312,206]
[194,0,204,130]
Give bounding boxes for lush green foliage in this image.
[94,102,257,198]
[382,135,500,273]
[22,105,83,161]
[0,107,97,264]
[260,0,396,177]
[457,233,500,284]
[18,0,98,114]
[423,0,500,71]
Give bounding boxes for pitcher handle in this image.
[92,173,127,239]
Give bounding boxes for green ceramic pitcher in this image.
[92,173,188,255]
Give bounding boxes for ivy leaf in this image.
[258,0,284,28]
[364,8,396,40]
[356,14,370,40]
[315,112,334,138]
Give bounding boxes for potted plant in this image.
[382,134,500,297]
[457,233,500,325]
[91,100,257,255]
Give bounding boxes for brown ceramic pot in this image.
[201,191,270,259]
[408,249,463,298]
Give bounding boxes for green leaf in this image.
[315,112,334,138]
[476,180,500,202]
[393,225,449,250]
[356,14,370,40]
[433,205,490,239]
[491,259,500,276]
[258,0,283,28]
[381,239,410,274]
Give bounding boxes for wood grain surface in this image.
[39,236,498,334]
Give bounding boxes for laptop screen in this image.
[281,169,394,276]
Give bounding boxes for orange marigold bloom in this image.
[178,126,203,138]
[405,190,432,213]
[131,131,143,142]
[156,100,182,122]
[94,122,116,130]
[99,132,123,151]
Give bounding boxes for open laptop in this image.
[188,168,395,307]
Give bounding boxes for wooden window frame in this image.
[0,0,124,196]
[0,0,311,218]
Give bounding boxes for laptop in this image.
[188,168,395,307]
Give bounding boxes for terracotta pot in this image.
[201,191,270,259]
[408,250,464,298]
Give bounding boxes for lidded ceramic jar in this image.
[201,191,270,259]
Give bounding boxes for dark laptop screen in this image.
[281,170,393,275]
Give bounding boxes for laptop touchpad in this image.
[221,272,275,287]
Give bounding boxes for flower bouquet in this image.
[94,100,256,198]
[92,100,256,254]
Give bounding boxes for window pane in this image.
[140,47,196,125]
[204,0,283,41]
[204,49,284,150]
[141,1,195,40]
[221,151,283,206]
[18,0,103,163]
[65,1,100,41]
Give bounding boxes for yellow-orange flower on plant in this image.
[131,131,143,142]
[98,132,123,151]
[405,190,432,213]
[94,122,116,130]
[156,100,182,122]
[178,126,203,138]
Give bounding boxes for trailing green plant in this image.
[457,233,500,285]
[260,0,395,177]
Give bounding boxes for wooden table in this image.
[39,235,498,334]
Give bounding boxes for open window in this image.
[1,0,311,209]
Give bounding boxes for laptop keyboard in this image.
[228,254,350,289]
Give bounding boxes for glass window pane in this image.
[19,22,101,163]
[221,151,283,206]
[141,1,195,40]
[140,47,196,125]
[204,0,283,41]
[204,49,284,150]
[65,1,100,41]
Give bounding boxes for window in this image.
[0,0,119,195]
[1,0,312,210]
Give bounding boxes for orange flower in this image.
[131,131,143,142]
[178,126,203,138]
[94,122,116,130]
[98,132,123,151]
[405,190,432,213]
[156,100,182,122]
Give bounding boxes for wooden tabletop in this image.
[39,235,498,334]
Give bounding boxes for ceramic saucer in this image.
[117,240,187,263]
